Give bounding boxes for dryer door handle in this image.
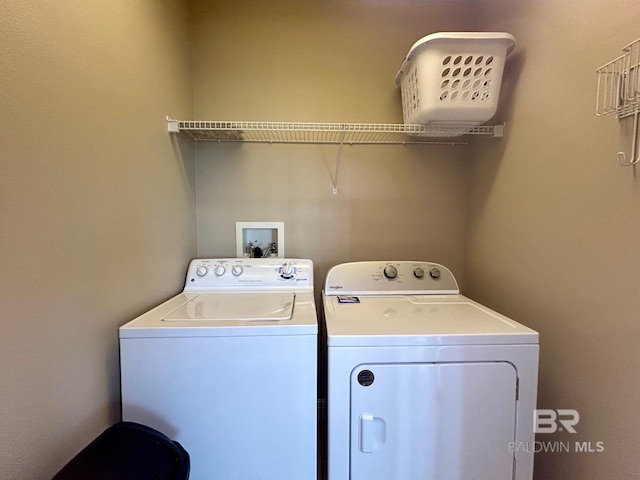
[359,413,386,453]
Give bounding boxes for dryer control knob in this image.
[214,265,226,276]
[429,267,441,279]
[231,265,244,277]
[413,267,425,279]
[383,265,398,279]
[196,266,208,277]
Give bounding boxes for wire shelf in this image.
[167,118,504,145]
[596,37,640,167]
[596,38,640,119]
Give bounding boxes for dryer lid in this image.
[324,294,538,346]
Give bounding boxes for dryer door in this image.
[350,362,517,480]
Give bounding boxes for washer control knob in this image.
[429,267,441,279]
[280,263,295,279]
[413,267,425,279]
[214,265,226,277]
[383,265,398,280]
[196,266,208,277]
[231,265,244,277]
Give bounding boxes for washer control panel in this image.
[184,258,313,291]
[324,261,459,295]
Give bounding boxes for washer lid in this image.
[324,294,538,347]
[120,292,317,338]
[164,293,294,322]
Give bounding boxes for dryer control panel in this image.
[184,258,313,291]
[324,261,459,296]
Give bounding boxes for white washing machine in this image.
[323,261,539,480]
[120,258,317,480]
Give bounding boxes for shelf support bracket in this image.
[332,128,346,194]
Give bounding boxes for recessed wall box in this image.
[235,222,284,258]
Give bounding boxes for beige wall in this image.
[0,2,195,479]
[191,0,483,291]
[467,1,640,478]
[3,1,639,479]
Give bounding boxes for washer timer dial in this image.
[279,263,296,280]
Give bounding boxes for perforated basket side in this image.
[401,67,420,124]
[437,53,500,103]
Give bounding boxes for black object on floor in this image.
[51,421,190,480]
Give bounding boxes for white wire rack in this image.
[596,37,640,166]
[166,118,504,145]
[166,117,505,194]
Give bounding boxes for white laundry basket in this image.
[395,32,516,125]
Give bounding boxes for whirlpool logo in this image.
[328,285,343,290]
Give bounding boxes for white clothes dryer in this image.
[120,258,317,480]
[323,261,539,480]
